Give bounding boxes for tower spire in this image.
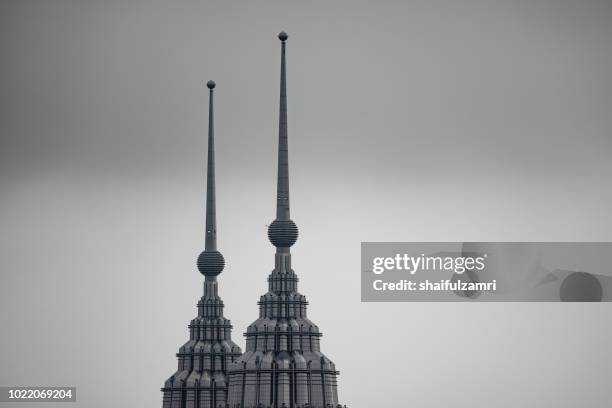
[205,80,217,251]
[268,32,299,254]
[277,31,290,221]
[162,80,242,408]
[197,80,225,279]
[227,33,345,408]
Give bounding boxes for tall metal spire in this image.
[162,80,241,408]
[227,32,345,408]
[198,80,225,278]
[268,32,299,253]
[205,80,217,251]
[276,31,290,221]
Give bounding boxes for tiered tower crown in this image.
[227,33,346,408]
[162,82,241,408]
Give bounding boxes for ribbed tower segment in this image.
[227,33,346,408]
[162,81,242,408]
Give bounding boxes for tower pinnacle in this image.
[227,33,345,408]
[268,31,299,250]
[198,80,225,277]
[162,81,241,408]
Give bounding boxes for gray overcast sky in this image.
[1,1,611,407]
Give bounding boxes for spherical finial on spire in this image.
[197,250,225,277]
[278,31,288,42]
[268,219,298,248]
[206,80,216,89]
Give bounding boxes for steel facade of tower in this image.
[226,33,346,408]
[162,81,242,408]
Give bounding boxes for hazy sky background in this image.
[1,1,611,407]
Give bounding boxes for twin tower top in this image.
[162,32,346,408]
